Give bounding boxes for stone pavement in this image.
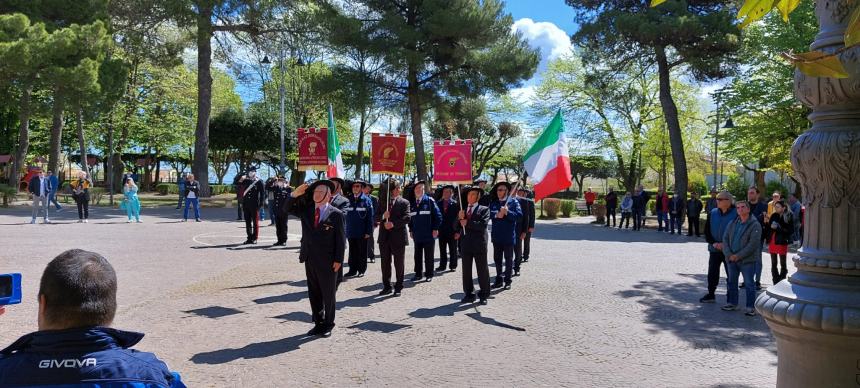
[0,206,780,387]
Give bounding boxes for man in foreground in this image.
[700,191,738,304]
[0,249,185,387]
[287,180,346,337]
[456,186,491,305]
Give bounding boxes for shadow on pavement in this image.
[465,312,526,332]
[408,301,475,319]
[253,290,306,305]
[189,333,318,364]
[533,221,701,244]
[348,320,411,334]
[271,311,312,323]
[615,273,775,354]
[227,281,291,290]
[190,243,244,250]
[183,306,244,319]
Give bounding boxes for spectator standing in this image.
[28,170,52,224]
[721,200,763,316]
[123,177,142,223]
[183,174,201,222]
[70,171,92,223]
[176,173,186,210]
[700,191,738,304]
[584,187,596,215]
[705,187,719,214]
[46,170,62,211]
[638,185,651,229]
[604,188,618,228]
[746,186,767,290]
[632,187,644,231]
[766,191,782,222]
[265,177,278,226]
[686,192,704,237]
[233,173,245,221]
[766,200,794,284]
[669,192,685,235]
[619,192,633,229]
[0,249,186,387]
[655,188,669,232]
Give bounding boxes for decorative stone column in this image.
[755,1,860,387]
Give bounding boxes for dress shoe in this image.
[461,294,476,303]
[425,277,433,282]
[344,271,358,278]
[491,280,503,289]
[435,266,446,272]
[393,290,402,297]
[449,267,457,272]
[307,325,323,336]
[369,258,375,263]
[379,287,392,296]
[479,298,488,305]
[513,270,520,277]
[356,273,364,278]
[243,240,253,245]
[250,240,257,244]
[272,242,285,247]
[504,283,512,290]
[320,327,333,338]
[411,275,423,282]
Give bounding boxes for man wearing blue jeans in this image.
[746,186,767,290]
[46,170,62,211]
[700,191,737,303]
[721,200,763,316]
[182,174,201,222]
[655,188,669,232]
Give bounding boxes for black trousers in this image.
[380,242,405,291]
[606,207,616,226]
[493,243,515,284]
[687,216,701,236]
[586,203,593,215]
[76,200,89,219]
[707,251,727,296]
[633,210,643,230]
[515,232,531,270]
[462,248,490,299]
[619,212,631,228]
[413,241,436,278]
[438,236,458,270]
[275,213,288,243]
[305,262,337,328]
[771,253,788,283]
[237,198,243,220]
[243,206,259,241]
[347,237,369,274]
[367,228,376,260]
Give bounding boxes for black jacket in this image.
[183,180,200,198]
[687,198,704,217]
[457,204,490,254]
[516,197,536,234]
[272,185,292,218]
[376,196,411,246]
[765,212,795,246]
[436,197,462,238]
[368,194,379,227]
[242,179,267,209]
[286,195,345,266]
[605,191,618,209]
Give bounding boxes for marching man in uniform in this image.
[344,179,374,278]
[455,186,491,305]
[489,181,522,290]
[328,177,351,284]
[514,186,536,274]
[271,177,292,246]
[240,168,266,244]
[376,179,411,296]
[364,183,379,263]
[408,180,442,282]
[436,185,461,272]
[286,180,345,338]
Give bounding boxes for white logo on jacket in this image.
[38,358,97,369]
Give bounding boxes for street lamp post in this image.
[261,49,287,177]
[711,89,734,189]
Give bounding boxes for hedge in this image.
[156,183,235,196]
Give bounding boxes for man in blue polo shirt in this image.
[0,249,184,387]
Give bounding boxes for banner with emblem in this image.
[371,133,408,176]
[433,140,473,184]
[297,127,329,171]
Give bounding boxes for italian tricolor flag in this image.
[523,110,572,201]
[326,104,345,178]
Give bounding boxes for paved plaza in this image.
[0,206,780,387]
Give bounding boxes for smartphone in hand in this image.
[0,273,22,305]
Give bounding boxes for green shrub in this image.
[90,187,105,205]
[210,184,234,195]
[560,200,575,217]
[765,180,790,199]
[543,198,561,219]
[156,183,234,196]
[0,184,16,207]
[724,174,747,200]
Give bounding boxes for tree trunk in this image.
[154,147,161,188]
[75,105,89,179]
[193,4,214,197]
[407,68,428,181]
[355,108,367,179]
[48,92,65,175]
[655,46,688,200]
[12,85,31,191]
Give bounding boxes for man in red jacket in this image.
[584,187,596,215]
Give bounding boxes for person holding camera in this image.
[182,174,201,222]
[0,249,185,387]
[70,171,92,223]
[286,180,346,337]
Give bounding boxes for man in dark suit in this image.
[239,168,266,244]
[363,183,379,263]
[29,170,53,224]
[286,180,345,338]
[514,187,536,274]
[376,179,411,296]
[271,177,292,246]
[328,177,351,284]
[436,185,461,272]
[455,186,491,305]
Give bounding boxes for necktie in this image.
[444,200,448,213]
[467,206,473,218]
[314,207,320,228]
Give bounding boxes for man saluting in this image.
[286,180,346,338]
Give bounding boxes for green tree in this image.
[325,0,539,181]
[567,0,741,200]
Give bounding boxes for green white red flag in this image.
[523,110,572,201]
[326,104,345,178]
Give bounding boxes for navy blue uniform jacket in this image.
[344,193,374,239]
[409,195,442,244]
[436,197,461,238]
[489,197,522,245]
[0,327,184,388]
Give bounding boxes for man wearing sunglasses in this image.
[700,191,738,304]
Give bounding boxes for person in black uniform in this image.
[286,180,345,337]
[363,183,379,263]
[376,178,411,296]
[232,173,245,221]
[240,168,266,244]
[328,177,351,284]
[456,186,491,305]
[514,187,535,274]
[271,177,292,246]
[344,179,374,278]
[436,185,461,272]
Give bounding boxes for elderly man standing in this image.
[287,180,345,337]
[700,191,738,303]
[29,169,52,224]
[721,200,763,316]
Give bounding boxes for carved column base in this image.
[756,269,860,387]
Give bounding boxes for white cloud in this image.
[509,84,537,103]
[511,18,572,69]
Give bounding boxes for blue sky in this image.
[506,0,578,36]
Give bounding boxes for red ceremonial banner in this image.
[433,140,473,184]
[297,127,329,171]
[371,133,408,176]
